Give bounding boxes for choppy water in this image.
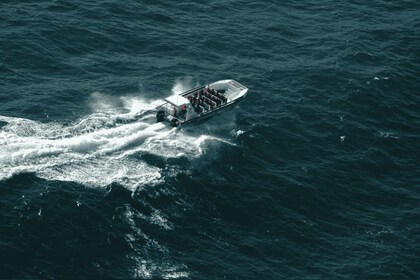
[1,1,419,279]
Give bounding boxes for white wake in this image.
[0,92,226,192]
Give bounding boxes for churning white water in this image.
[0,89,229,191]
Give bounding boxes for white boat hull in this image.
[156,79,248,127]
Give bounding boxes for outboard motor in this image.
[170,118,180,127]
[156,110,165,122]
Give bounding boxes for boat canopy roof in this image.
[165,95,189,107]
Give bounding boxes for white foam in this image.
[171,77,200,95]
[123,206,189,279]
[0,91,232,191]
[234,129,245,138]
[162,271,189,279]
[89,91,123,114]
[373,76,390,81]
[150,209,173,230]
[378,131,399,139]
[0,116,165,191]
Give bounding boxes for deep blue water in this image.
[1,1,419,279]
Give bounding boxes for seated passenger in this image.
[181,104,187,115]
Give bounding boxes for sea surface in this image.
[0,1,419,279]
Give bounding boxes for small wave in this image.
[373,76,390,81]
[378,131,399,139]
[234,129,246,138]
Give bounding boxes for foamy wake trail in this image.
[124,206,189,278]
[0,95,228,192]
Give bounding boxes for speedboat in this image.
[156,79,248,126]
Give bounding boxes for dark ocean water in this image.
[1,0,419,279]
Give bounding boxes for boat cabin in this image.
[156,95,196,124]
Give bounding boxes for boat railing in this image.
[180,85,206,97]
